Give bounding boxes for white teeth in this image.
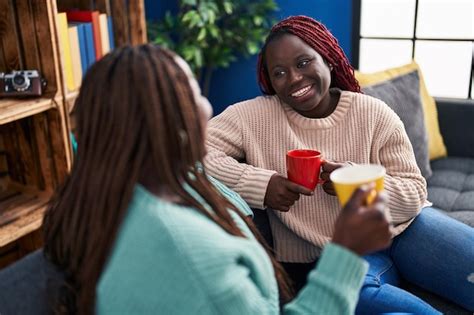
[291,85,311,97]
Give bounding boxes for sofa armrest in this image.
[435,98,474,158]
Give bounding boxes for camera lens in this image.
[13,75,25,85]
[11,73,30,91]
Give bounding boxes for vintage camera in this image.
[0,70,46,97]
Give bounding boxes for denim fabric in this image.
[356,207,474,315]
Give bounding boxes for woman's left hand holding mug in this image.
[320,160,353,196]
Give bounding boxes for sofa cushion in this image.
[361,70,432,178]
[355,61,447,160]
[401,281,472,315]
[0,249,63,314]
[428,157,474,227]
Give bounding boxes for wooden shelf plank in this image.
[0,185,50,248]
[0,97,56,125]
[0,204,46,248]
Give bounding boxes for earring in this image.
[329,64,334,71]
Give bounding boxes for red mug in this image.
[286,149,324,190]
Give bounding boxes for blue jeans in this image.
[356,207,474,315]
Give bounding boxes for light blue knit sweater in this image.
[97,179,368,314]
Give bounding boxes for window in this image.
[352,0,474,99]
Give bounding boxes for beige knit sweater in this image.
[205,90,427,262]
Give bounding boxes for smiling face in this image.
[265,33,335,118]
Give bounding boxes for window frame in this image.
[351,0,474,100]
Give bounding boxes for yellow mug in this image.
[330,164,386,207]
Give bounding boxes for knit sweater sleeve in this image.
[377,123,427,224]
[205,105,276,209]
[207,175,254,217]
[284,243,368,315]
[177,243,367,315]
[204,243,367,315]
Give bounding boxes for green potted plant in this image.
[148,0,278,96]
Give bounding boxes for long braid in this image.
[44,47,149,313]
[44,45,293,314]
[150,47,294,299]
[258,15,360,94]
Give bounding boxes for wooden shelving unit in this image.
[0,96,60,125]
[0,0,147,268]
[0,181,50,248]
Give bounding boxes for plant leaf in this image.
[181,0,197,6]
[223,2,233,14]
[147,0,279,85]
[197,28,207,41]
[194,49,203,67]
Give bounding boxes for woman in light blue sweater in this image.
[43,45,391,314]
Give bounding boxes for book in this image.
[107,16,115,50]
[98,13,110,55]
[66,10,102,60]
[82,22,96,68]
[56,13,75,91]
[68,25,83,88]
[70,23,88,76]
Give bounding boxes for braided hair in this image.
[257,15,360,94]
[43,45,293,314]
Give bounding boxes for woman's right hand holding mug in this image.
[332,185,392,256]
[264,174,314,212]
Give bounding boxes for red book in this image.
[66,10,102,60]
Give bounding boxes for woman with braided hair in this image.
[205,15,474,314]
[42,44,392,314]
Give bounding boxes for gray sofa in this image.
[0,99,472,314]
[426,98,474,227]
[401,98,474,314]
[0,249,60,314]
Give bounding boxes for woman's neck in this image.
[300,88,341,119]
